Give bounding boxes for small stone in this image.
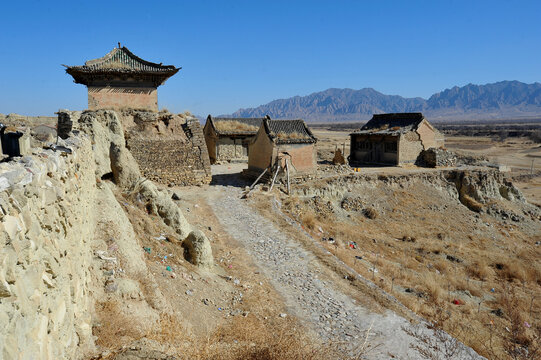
[279,313,287,318]
[171,192,181,200]
[186,290,193,296]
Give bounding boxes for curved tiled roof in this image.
[263,118,317,144]
[64,46,180,86]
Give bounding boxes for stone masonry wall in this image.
[0,136,97,359]
[398,131,423,164]
[127,119,211,186]
[216,137,249,162]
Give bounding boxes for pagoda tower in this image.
[64,45,180,111]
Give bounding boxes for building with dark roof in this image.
[247,117,317,176]
[203,115,265,163]
[64,45,180,111]
[348,113,444,166]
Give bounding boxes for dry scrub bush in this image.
[434,259,449,274]
[301,211,316,230]
[467,259,493,280]
[364,206,378,219]
[204,315,338,360]
[420,273,445,303]
[93,300,147,349]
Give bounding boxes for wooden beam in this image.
[250,168,268,189]
[286,160,290,195]
[269,164,281,192]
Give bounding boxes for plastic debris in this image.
[452,299,465,305]
[279,313,287,318]
[490,288,495,293]
[155,235,166,241]
[348,241,357,249]
[524,321,531,328]
[355,256,363,260]
[166,266,172,272]
[144,247,151,254]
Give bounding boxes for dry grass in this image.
[277,186,540,360]
[214,121,259,133]
[276,131,311,140]
[93,300,147,349]
[467,259,493,280]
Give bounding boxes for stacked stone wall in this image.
[420,148,458,167]
[127,119,211,186]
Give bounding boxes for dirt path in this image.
[203,184,482,359]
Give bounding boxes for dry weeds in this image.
[214,121,259,133]
[278,188,540,360]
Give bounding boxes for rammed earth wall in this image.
[0,136,97,359]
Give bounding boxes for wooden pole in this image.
[250,168,268,189]
[286,160,290,195]
[269,164,281,191]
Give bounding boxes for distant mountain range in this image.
[230,81,541,122]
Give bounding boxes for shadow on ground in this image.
[210,172,250,187]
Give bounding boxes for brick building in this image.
[247,118,317,176]
[203,115,264,164]
[64,45,179,111]
[348,113,444,166]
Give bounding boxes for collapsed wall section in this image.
[0,136,97,359]
[124,114,211,186]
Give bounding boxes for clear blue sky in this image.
[0,0,539,116]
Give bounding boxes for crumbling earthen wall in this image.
[274,143,317,174]
[0,137,97,359]
[88,86,158,112]
[398,131,424,164]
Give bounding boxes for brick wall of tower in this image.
[88,86,158,111]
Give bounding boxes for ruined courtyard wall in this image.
[88,86,158,112]
[216,137,249,162]
[0,137,97,359]
[416,121,437,150]
[127,119,211,186]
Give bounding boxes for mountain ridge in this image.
[229,81,541,122]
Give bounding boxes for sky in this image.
[0,0,539,116]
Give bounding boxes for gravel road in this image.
[209,187,436,359]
